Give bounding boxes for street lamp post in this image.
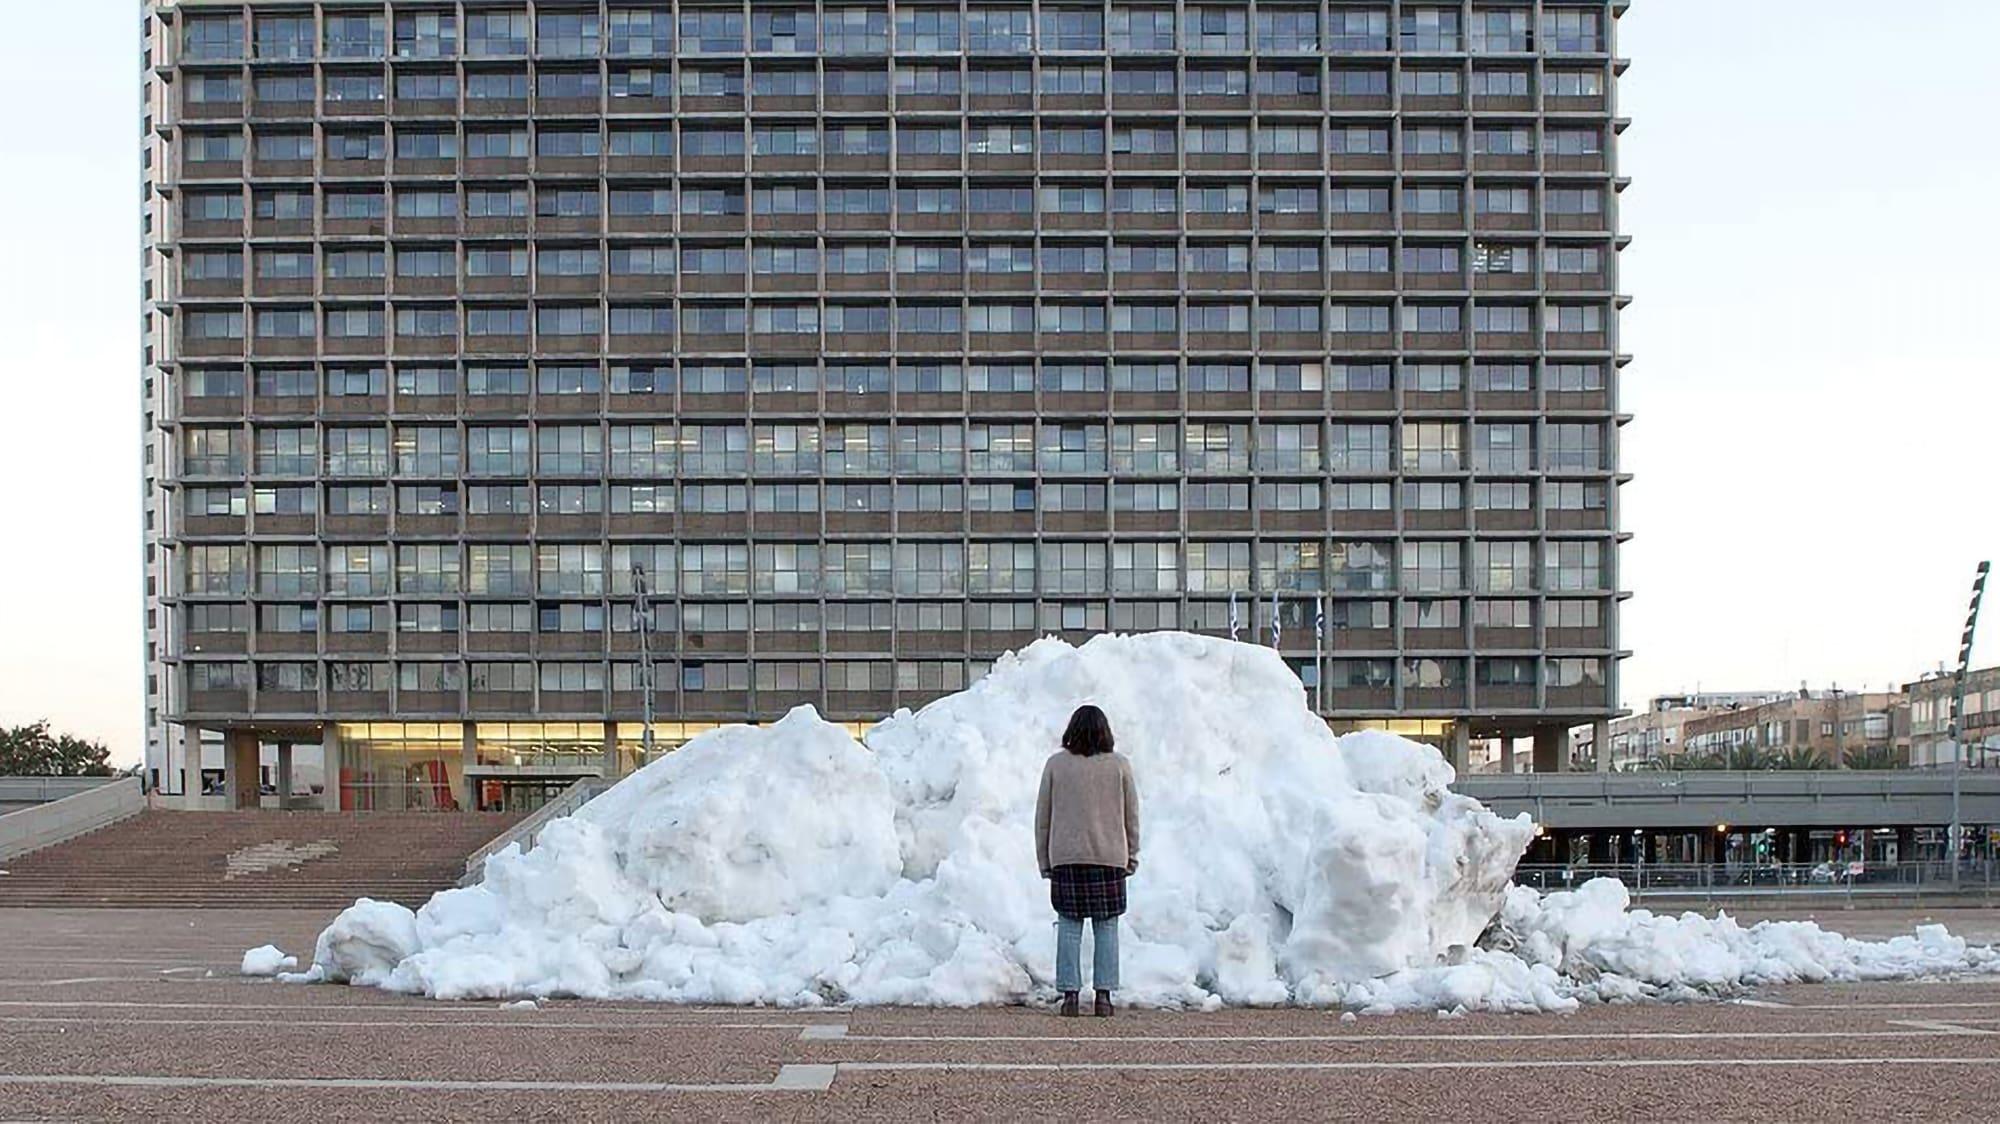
[631,563,658,770]
[1948,562,1989,885]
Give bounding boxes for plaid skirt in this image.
[1050,864,1127,920]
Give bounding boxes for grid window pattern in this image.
[148,0,1624,741]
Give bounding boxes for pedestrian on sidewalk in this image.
[1035,704,1140,1017]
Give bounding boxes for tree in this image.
[0,721,114,777]
[1770,746,1828,771]
[1844,744,1904,770]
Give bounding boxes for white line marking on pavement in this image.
[818,1029,1976,1045]
[1885,1019,1999,1036]
[1728,999,1792,1009]
[0,1016,832,1032]
[799,1024,850,1040]
[0,1000,815,1017]
[0,1067,832,1095]
[0,979,158,987]
[1767,1001,2000,1010]
[836,1057,2000,1075]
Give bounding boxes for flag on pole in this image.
[1314,597,1326,644]
[1228,590,1241,642]
[1270,588,1282,650]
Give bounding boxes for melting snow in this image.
[278,633,2000,1010]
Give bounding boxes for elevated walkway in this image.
[1459,770,2000,830]
[0,809,525,910]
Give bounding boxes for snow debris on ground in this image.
[239,944,297,977]
[277,632,2000,1012]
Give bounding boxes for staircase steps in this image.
[0,809,527,909]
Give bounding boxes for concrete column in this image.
[1499,736,1517,774]
[180,723,205,800]
[1445,722,1471,775]
[276,742,293,811]
[223,730,260,810]
[602,724,620,780]
[320,724,343,811]
[1531,725,1571,773]
[1592,720,1612,773]
[462,724,481,811]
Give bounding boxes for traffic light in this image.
[1835,830,1849,848]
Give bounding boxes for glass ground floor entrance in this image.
[472,777,583,814]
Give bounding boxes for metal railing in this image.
[458,777,613,887]
[1515,860,2000,902]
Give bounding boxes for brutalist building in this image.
[140,1,1628,810]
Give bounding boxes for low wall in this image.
[0,775,122,814]
[0,777,145,862]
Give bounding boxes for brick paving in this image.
[2,907,1998,1121]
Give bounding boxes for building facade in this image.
[1907,666,2000,769]
[1570,690,1787,771]
[1681,691,1907,770]
[139,0,1629,809]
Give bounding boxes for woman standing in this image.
[1034,704,1140,1017]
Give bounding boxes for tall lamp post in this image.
[1948,561,1989,884]
[631,563,658,770]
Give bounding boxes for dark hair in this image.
[1061,705,1115,757]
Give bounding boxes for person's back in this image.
[1035,750,1138,873]
[1034,704,1139,1017]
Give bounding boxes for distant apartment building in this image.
[1680,690,1906,769]
[1572,689,1787,770]
[1907,666,2000,768]
[138,1,1631,810]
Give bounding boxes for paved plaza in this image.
[2,907,1999,1121]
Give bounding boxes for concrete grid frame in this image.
[137,0,1631,805]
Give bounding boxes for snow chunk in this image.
[239,944,297,976]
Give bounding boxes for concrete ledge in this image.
[0,777,145,862]
[0,776,120,810]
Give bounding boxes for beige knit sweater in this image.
[1034,750,1141,874]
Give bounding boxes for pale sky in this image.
[0,2,1994,766]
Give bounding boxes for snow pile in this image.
[1488,879,2000,1000]
[239,944,296,976]
[284,632,2000,1011]
[298,632,1532,1005]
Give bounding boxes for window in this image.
[254,15,313,60]
[1546,70,1606,98]
[1549,128,1603,157]
[1542,10,1603,53]
[1475,69,1532,97]
[1330,126,1390,156]
[898,7,962,52]
[1330,482,1391,512]
[1473,541,1535,593]
[1400,7,1460,51]
[1545,424,1603,471]
[1474,423,1532,472]
[1330,187,1390,216]
[1328,424,1392,473]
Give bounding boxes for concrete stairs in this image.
[0,809,527,910]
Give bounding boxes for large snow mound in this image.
[291,633,2000,1010]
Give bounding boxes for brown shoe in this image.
[1059,991,1080,1018]
[1094,990,1115,1017]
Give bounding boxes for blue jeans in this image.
[1054,914,1120,992]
